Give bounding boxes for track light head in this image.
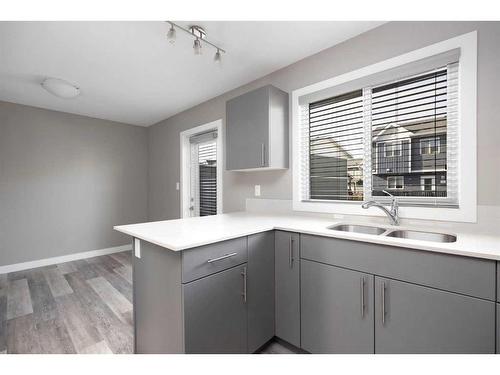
[214,49,222,63]
[167,24,176,44]
[193,38,202,55]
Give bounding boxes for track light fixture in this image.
[166,21,225,64]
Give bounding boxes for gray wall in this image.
[0,101,148,266]
[148,21,500,221]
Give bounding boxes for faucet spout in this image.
[361,192,399,225]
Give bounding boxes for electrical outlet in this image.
[254,185,261,197]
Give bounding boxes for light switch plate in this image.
[254,185,261,197]
[176,182,180,190]
[134,238,141,258]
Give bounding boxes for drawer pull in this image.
[381,281,387,326]
[360,277,365,319]
[206,252,238,264]
[241,266,247,303]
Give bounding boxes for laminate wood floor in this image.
[0,251,297,354]
[0,251,134,354]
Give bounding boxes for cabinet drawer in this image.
[182,237,248,283]
[300,234,496,301]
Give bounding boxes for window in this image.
[420,138,441,155]
[304,66,456,205]
[387,176,404,189]
[293,32,477,222]
[420,176,436,191]
[308,90,364,201]
[384,142,402,157]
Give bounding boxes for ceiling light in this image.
[165,21,225,64]
[193,38,202,55]
[41,78,80,99]
[167,23,176,43]
[214,49,222,63]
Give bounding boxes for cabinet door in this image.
[183,265,247,353]
[226,86,269,170]
[375,277,496,353]
[247,232,275,353]
[301,259,374,353]
[275,231,300,347]
[496,304,500,354]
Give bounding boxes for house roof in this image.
[372,117,446,142]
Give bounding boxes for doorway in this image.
[180,120,223,218]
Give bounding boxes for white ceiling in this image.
[0,21,384,126]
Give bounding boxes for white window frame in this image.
[180,119,223,218]
[292,31,477,223]
[420,137,441,155]
[387,176,405,190]
[384,141,402,157]
[420,176,436,191]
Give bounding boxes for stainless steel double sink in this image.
[328,224,457,243]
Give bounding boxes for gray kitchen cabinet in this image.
[226,85,288,171]
[183,264,248,353]
[374,277,496,354]
[301,259,375,354]
[275,231,300,347]
[497,261,500,302]
[247,232,275,353]
[497,305,500,354]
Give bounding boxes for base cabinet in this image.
[275,231,300,347]
[183,265,248,353]
[247,232,275,353]
[374,277,496,354]
[301,259,374,353]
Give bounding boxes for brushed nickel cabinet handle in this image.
[289,237,294,268]
[206,252,238,264]
[360,277,365,318]
[381,281,387,326]
[241,266,247,303]
[260,143,265,166]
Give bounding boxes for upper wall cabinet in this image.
[226,85,289,171]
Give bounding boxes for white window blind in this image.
[299,62,459,208]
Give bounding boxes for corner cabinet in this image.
[226,85,288,171]
[275,231,300,347]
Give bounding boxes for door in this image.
[187,130,219,217]
[183,264,247,353]
[301,259,374,353]
[375,277,496,353]
[275,231,300,347]
[247,232,275,353]
[226,86,269,170]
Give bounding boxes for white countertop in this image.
[114,211,500,260]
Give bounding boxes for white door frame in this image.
[180,119,223,218]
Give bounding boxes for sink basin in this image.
[328,224,386,235]
[385,230,456,243]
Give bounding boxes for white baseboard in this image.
[0,244,132,274]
